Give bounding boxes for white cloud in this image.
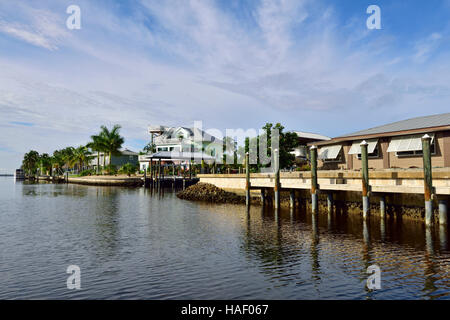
[413,32,443,63]
[0,3,69,50]
[1,0,450,172]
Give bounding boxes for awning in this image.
[387,134,434,153]
[348,139,378,155]
[318,145,342,160]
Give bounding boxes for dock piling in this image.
[189,160,192,180]
[310,146,318,214]
[360,140,370,219]
[150,160,154,188]
[245,152,250,207]
[380,194,386,219]
[273,149,280,209]
[327,192,333,214]
[422,134,433,226]
[290,189,295,209]
[260,189,266,206]
[144,168,148,188]
[439,200,448,225]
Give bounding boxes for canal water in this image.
[0,177,449,299]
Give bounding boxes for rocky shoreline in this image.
[176,183,246,204]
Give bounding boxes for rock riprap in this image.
[177,183,245,204]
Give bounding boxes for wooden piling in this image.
[310,145,318,213]
[327,192,333,214]
[360,140,370,219]
[422,134,433,226]
[260,189,266,206]
[290,189,295,209]
[150,160,154,187]
[144,168,148,188]
[380,194,386,219]
[245,152,250,207]
[158,159,162,188]
[189,160,192,180]
[273,149,280,209]
[439,200,448,225]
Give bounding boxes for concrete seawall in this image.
[68,175,143,187]
[198,169,450,195]
[198,169,450,221]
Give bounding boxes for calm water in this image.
[0,177,449,299]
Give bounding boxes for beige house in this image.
[310,113,450,170]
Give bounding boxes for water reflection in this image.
[310,214,321,284]
[423,227,438,297]
[440,225,448,251]
[380,217,386,242]
[1,179,450,299]
[92,187,120,259]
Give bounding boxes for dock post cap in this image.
[274,149,279,153]
[360,140,368,146]
[422,134,431,140]
[246,151,249,155]
[310,145,317,150]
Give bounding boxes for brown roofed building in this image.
[308,113,450,170]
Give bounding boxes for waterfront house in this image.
[310,113,450,170]
[139,125,223,170]
[91,148,139,169]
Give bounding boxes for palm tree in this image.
[60,147,75,172]
[51,150,66,175]
[86,134,105,174]
[38,153,52,175]
[99,125,125,171]
[22,150,40,175]
[143,142,156,154]
[72,146,92,173]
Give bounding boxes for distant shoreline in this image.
[0,174,13,177]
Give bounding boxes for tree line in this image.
[22,125,125,175]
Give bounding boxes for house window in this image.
[357,145,380,159]
[323,151,343,163]
[396,141,436,157]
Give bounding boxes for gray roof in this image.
[339,112,450,138]
[293,131,331,141]
[120,149,139,156]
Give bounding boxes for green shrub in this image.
[104,164,118,175]
[296,163,311,171]
[118,163,137,176]
[79,169,95,176]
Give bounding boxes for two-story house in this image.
[139,125,223,171]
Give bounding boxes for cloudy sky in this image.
[1,0,450,172]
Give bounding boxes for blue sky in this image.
[1,0,450,172]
